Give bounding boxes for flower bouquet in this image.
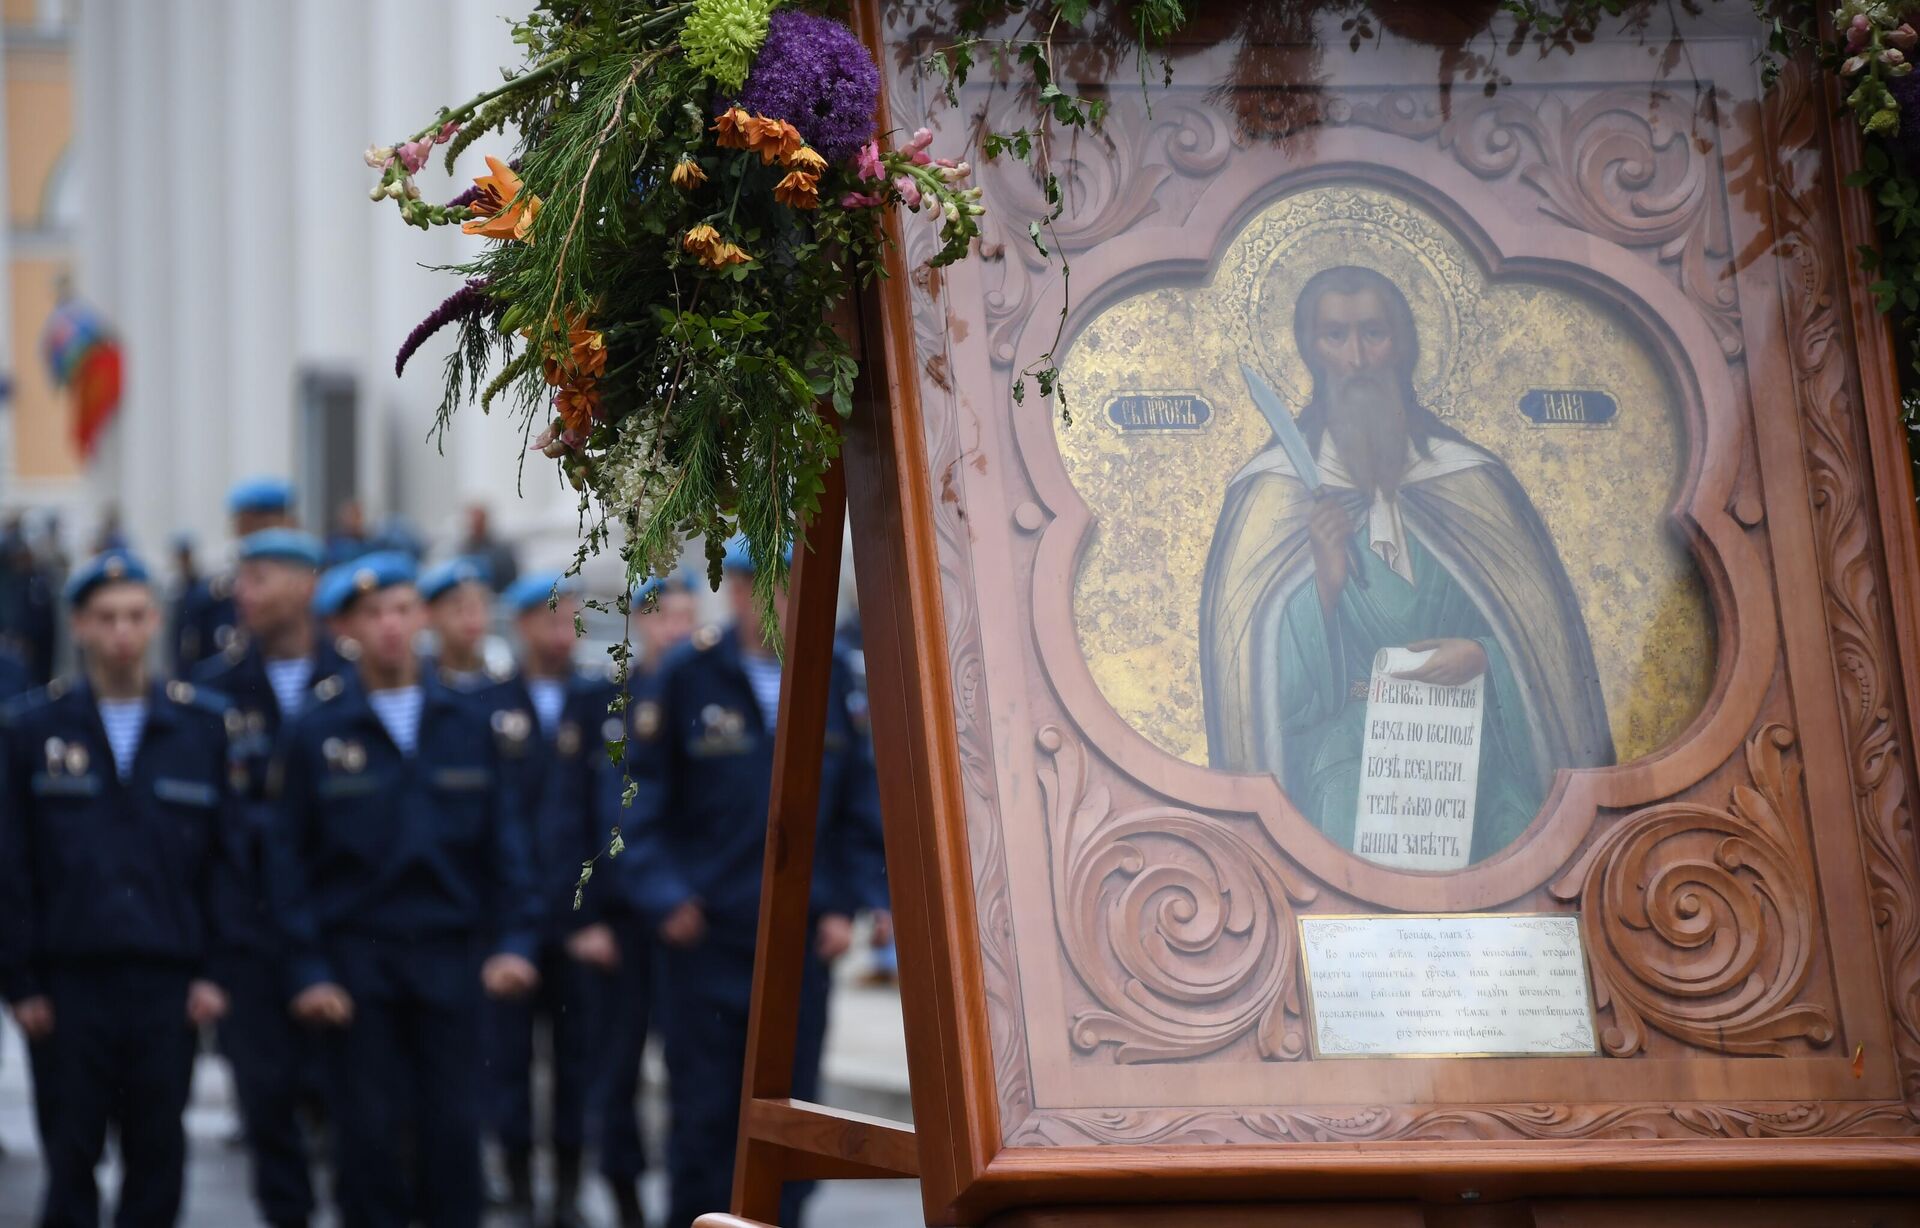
[368,0,983,621]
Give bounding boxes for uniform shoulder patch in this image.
[692,624,723,651]
[166,680,196,705]
[334,637,361,662]
[223,637,248,663]
[46,676,70,700]
[313,676,346,703]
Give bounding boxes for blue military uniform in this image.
[0,644,29,703]
[175,478,297,672]
[265,555,541,1228]
[172,569,238,672]
[594,578,685,1222]
[619,616,887,1228]
[0,553,241,1228]
[188,530,344,1228]
[481,576,624,1220]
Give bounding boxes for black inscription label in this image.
[1106,392,1213,432]
[1520,388,1617,426]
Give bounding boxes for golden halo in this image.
[1230,186,1482,418]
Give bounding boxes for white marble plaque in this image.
[1351,647,1483,872]
[1299,913,1597,1058]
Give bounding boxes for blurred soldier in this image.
[191,530,346,1228]
[421,557,507,693]
[266,551,542,1228]
[323,499,372,569]
[0,550,237,1227]
[176,477,297,671]
[486,573,621,1228]
[596,573,694,1228]
[0,514,57,684]
[619,541,887,1228]
[456,505,519,594]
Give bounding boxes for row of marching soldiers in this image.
[0,478,889,1228]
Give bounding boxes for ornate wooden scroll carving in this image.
[1006,1098,1919,1147]
[1036,726,1316,1063]
[901,219,1038,1125]
[1767,60,1920,1107]
[1335,87,1741,359]
[1550,724,1835,1058]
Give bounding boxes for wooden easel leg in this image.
[730,457,849,1224]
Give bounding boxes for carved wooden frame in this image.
[836,4,1920,1222]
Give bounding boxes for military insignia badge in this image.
[44,737,66,774]
[557,721,582,756]
[64,743,90,776]
[632,700,662,741]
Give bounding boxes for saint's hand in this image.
[291,983,354,1028]
[1396,638,1488,687]
[1308,498,1353,607]
[482,953,540,999]
[186,979,229,1027]
[9,996,54,1040]
[565,921,621,970]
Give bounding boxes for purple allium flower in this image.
[732,11,879,165]
[1892,69,1920,167]
[395,279,492,378]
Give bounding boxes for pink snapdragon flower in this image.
[853,140,884,181]
[892,174,922,209]
[839,190,885,208]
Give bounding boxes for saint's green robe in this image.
[1200,433,1613,867]
[1269,530,1541,862]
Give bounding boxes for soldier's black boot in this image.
[547,1145,588,1228]
[611,1177,649,1228]
[504,1145,537,1227]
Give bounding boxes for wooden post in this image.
[729,454,848,1222]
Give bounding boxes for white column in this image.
[223,0,294,491]
[290,0,371,533]
[166,0,225,555]
[107,0,174,556]
[362,0,470,534]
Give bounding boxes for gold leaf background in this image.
[1057,185,1713,767]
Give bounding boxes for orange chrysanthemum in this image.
[712,107,752,149]
[460,155,541,242]
[670,157,708,190]
[783,146,827,175]
[773,170,819,210]
[742,115,803,165]
[556,380,601,434]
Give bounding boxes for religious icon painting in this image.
[843,0,1920,1213]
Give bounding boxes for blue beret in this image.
[238,529,322,570]
[632,570,696,605]
[720,536,793,575]
[336,550,417,612]
[503,570,576,615]
[312,565,354,618]
[227,476,294,516]
[65,549,151,607]
[419,556,492,603]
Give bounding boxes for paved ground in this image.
[0,956,920,1227]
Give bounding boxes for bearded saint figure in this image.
[1200,265,1614,864]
